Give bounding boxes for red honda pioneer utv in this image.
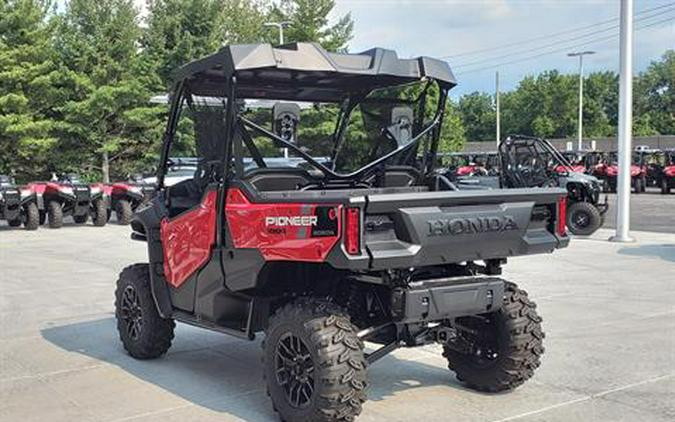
[29,174,107,228]
[115,43,569,422]
[0,175,39,230]
[603,151,647,193]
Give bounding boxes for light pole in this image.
[568,50,595,151]
[495,71,500,148]
[610,0,635,243]
[264,21,291,45]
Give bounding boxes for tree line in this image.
[0,0,672,182]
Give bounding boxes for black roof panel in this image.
[173,42,456,102]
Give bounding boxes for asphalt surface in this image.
[1,220,674,421]
[602,188,675,234]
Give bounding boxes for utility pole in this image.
[610,0,635,243]
[264,21,291,45]
[495,71,501,148]
[568,50,595,151]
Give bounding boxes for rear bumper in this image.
[391,276,505,323]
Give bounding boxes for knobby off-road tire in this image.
[632,178,642,194]
[47,200,63,228]
[23,202,39,230]
[263,298,367,422]
[92,199,107,227]
[443,281,544,393]
[115,199,133,225]
[114,263,174,359]
[566,201,602,236]
[661,178,671,194]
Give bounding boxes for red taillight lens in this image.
[557,196,567,236]
[345,207,361,255]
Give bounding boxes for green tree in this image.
[458,92,495,142]
[0,0,60,181]
[267,0,353,51]
[635,50,674,135]
[56,0,162,182]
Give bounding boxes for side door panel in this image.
[160,190,218,288]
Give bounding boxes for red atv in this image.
[94,177,157,225]
[554,152,586,174]
[657,149,675,194]
[602,152,646,193]
[28,174,107,228]
[0,175,39,230]
[114,43,570,422]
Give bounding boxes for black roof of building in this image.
[173,42,457,102]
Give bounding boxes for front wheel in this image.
[115,263,175,359]
[566,201,603,236]
[23,202,39,230]
[115,199,133,225]
[443,281,544,393]
[263,299,367,422]
[661,178,671,194]
[47,200,63,228]
[92,199,107,226]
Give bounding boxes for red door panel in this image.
[225,188,341,262]
[161,191,218,287]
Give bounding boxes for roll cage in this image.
[155,43,456,190]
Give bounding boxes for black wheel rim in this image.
[121,286,143,340]
[456,316,500,368]
[275,332,315,409]
[572,210,590,228]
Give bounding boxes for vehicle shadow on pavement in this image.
[617,244,675,263]
[41,317,476,420]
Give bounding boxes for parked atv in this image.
[655,149,675,194]
[29,174,107,228]
[115,43,570,422]
[94,177,157,225]
[603,152,647,193]
[0,175,39,230]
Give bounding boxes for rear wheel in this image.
[566,201,602,236]
[263,299,367,422]
[92,199,107,226]
[47,200,63,228]
[23,202,39,230]
[115,263,174,359]
[443,281,544,393]
[115,199,133,225]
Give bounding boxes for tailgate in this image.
[361,188,568,270]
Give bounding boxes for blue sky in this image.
[330,0,674,98]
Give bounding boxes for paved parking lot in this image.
[603,189,675,234]
[1,218,674,421]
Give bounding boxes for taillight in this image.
[345,207,361,255]
[557,196,567,236]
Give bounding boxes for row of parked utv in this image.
[0,174,156,230]
[446,147,675,195]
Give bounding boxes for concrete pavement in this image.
[1,224,674,421]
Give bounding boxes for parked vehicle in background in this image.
[93,176,157,225]
[640,149,665,188]
[603,152,647,193]
[114,43,570,422]
[499,136,608,235]
[28,174,107,228]
[555,151,586,174]
[143,157,198,187]
[0,175,39,230]
[655,149,675,194]
[442,152,500,179]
